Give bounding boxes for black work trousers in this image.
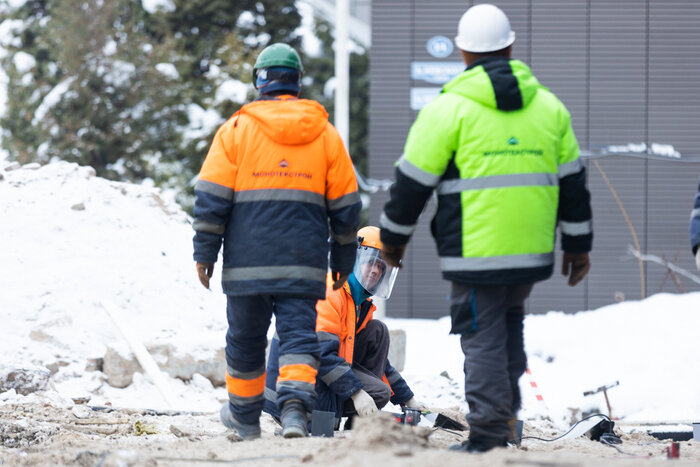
[450,282,534,441]
[342,319,392,414]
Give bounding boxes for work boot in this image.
[508,418,523,445]
[448,435,507,453]
[219,403,261,440]
[280,400,308,438]
[343,414,355,431]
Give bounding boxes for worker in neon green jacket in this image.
[379,3,593,454]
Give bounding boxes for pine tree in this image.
[0,0,304,208]
[0,1,368,211]
[0,0,190,183]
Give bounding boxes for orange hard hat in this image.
[357,225,382,250]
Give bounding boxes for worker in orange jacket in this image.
[264,226,425,430]
[192,43,361,439]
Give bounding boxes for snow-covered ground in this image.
[1,160,699,431]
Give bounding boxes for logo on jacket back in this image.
[483,137,543,157]
[253,159,312,179]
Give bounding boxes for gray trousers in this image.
[450,282,534,440]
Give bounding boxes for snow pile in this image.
[600,142,682,159]
[0,160,228,411]
[523,294,700,423]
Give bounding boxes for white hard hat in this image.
[454,4,516,53]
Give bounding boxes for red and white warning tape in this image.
[525,367,552,418]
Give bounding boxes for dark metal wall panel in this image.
[648,1,700,156]
[369,2,413,314]
[587,158,648,308]
[370,2,412,180]
[646,160,700,294]
[646,2,700,295]
[525,1,589,313]
[585,3,648,310]
[412,1,469,33]
[529,1,588,147]
[647,0,700,294]
[589,2,647,147]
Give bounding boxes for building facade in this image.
[369,0,700,318]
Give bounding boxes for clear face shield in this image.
[353,246,399,299]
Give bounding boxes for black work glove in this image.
[196,262,214,289]
[331,271,350,290]
[561,252,590,286]
[381,244,406,268]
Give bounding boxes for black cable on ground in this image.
[434,426,464,437]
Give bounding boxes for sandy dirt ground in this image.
[1,402,698,467]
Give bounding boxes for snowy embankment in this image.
[1,160,699,429]
[1,161,229,411]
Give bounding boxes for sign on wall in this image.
[409,37,463,110]
[410,87,442,110]
[410,61,464,84]
[426,35,454,58]
[410,61,463,110]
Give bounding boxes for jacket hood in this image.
[242,97,329,145]
[443,58,541,111]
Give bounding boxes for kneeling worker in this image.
[264,226,425,434]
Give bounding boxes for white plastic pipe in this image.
[101,301,178,409]
[335,0,350,149]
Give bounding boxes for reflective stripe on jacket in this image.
[193,96,361,297]
[382,57,592,285]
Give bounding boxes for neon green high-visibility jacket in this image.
[381,57,592,285]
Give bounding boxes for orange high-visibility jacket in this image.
[316,280,374,364]
[192,96,361,298]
